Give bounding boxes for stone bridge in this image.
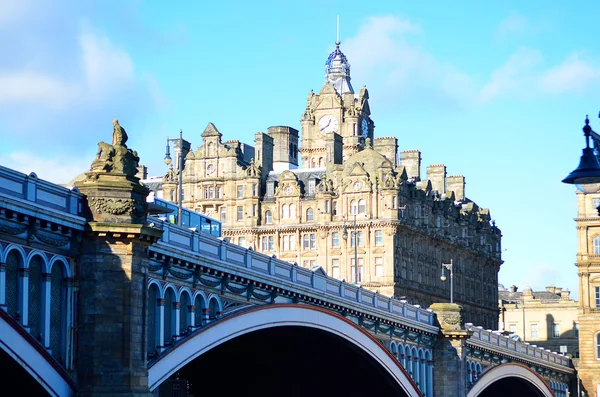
[0,127,575,396]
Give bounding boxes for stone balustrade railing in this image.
[152,220,437,330]
[465,323,573,371]
[0,165,83,218]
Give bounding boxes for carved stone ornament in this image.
[88,197,145,216]
[89,119,140,178]
[429,302,464,331]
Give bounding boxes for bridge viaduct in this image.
[0,126,574,396]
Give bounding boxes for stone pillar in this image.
[429,303,473,397]
[0,261,6,311]
[74,119,163,397]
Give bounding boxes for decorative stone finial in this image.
[75,119,148,224]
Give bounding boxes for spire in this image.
[325,16,354,94]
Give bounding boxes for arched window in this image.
[350,200,358,215]
[358,199,366,214]
[265,210,272,224]
[311,158,316,168]
[282,204,289,219]
[147,284,160,356]
[290,203,296,218]
[594,236,600,254]
[50,261,67,364]
[164,288,176,346]
[319,157,324,168]
[28,255,43,342]
[306,208,314,222]
[180,292,191,336]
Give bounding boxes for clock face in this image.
[206,164,215,175]
[318,115,339,135]
[353,181,362,190]
[361,118,369,137]
[285,186,292,195]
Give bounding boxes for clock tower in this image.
[300,40,373,168]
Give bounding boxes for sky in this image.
[2,1,600,299]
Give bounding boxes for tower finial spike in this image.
[336,15,340,46]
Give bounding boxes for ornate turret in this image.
[325,41,354,95]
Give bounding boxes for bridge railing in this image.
[154,221,435,328]
[0,165,83,216]
[465,323,572,369]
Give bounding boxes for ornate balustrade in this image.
[465,324,573,373]
[150,220,437,331]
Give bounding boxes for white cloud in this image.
[540,52,600,94]
[343,15,476,111]
[0,71,77,107]
[479,47,543,102]
[495,12,529,39]
[0,151,93,185]
[79,28,136,99]
[479,48,600,102]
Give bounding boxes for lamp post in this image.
[562,116,600,186]
[342,214,359,284]
[440,259,454,304]
[164,129,184,226]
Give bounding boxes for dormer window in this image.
[308,180,316,195]
[266,181,275,197]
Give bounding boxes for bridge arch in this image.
[467,362,554,397]
[48,255,71,278]
[0,310,75,396]
[149,304,421,396]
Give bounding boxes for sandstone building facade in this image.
[498,284,579,358]
[159,42,503,329]
[573,185,600,395]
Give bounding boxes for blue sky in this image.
[2,1,600,298]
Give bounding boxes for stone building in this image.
[573,184,600,395]
[159,41,503,329]
[498,284,579,357]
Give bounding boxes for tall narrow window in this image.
[220,207,226,223]
[252,184,257,196]
[531,324,538,339]
[265,210,272,225]
[325,200,330,213]
[357,231,365,247]
[332,232,340,248]
[282,204,289,219]
[236,206,243,221]
[392,196,397,209]
[332,259,340,279]
[350,200,358,215]
[332,201,338,216]
[594,236,600,254]
[252,204,257,217]
[375,257,384,277]
[268,236,274,251]
[217,186,222,198]
[283,235,289,251]
[237,185,244,198]
[375,230,383,246]
[575,323,580,338]
[290,203,296,218]
[358,199,366,214]
[209,186,214,199]
[262,237,268,251]
[308,180,316,195]
[596,333,600,360]
[290,235,296,250]
[303,234,310,249]
[310,233,316,249]
[553,323,560,338]
[267,182,274,197]
[238,237,246,248]
[306,208,314,222]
